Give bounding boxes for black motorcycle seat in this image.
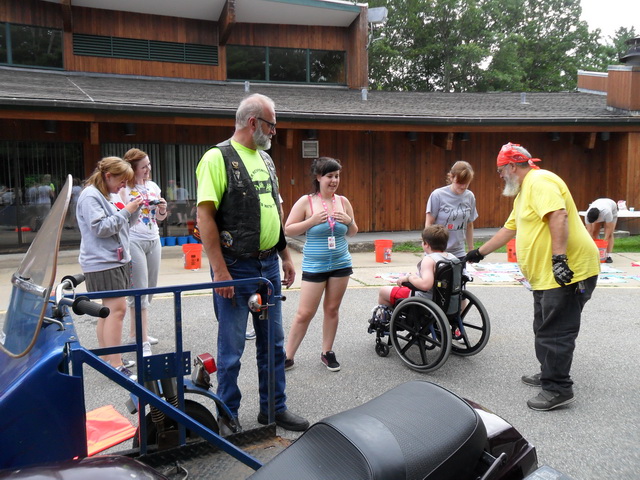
[249,380,487,480]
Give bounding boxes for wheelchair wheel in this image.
[389,297,452,372]
[375,341,390,357]
[450,290,490,356]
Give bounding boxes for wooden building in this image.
[1,0,639,251]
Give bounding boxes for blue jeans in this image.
[532,275,597,395]
[211,253,287,417]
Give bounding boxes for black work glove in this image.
[465,248,485,264]
[552,254,574,286]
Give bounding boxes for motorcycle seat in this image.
[249,380,487,480]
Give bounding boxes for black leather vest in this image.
[213,140,280,258]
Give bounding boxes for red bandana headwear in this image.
[497,142,541,169]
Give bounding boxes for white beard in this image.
[502,175,521,197]
[253,128,271,151]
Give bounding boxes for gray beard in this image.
[253,128,271,151]
[502,177,521,197]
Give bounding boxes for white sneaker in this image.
[142,341,152,357]
[122,358,135,368]
[128,335,159,346]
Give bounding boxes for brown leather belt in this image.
[248,247,277,259]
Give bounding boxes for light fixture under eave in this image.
[600,132,610,141]
[459,132,470,142]
[44,120,57,134]
[124,123,137,136]
[407,132,418,142]
[306,129,317,140]
[550,132,561,142]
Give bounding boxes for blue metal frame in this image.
[75,277,279,468]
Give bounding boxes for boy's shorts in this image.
[390,286,411,305]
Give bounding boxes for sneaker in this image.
[128,335,159,346]
[117,365,137,381]
[605,256,613,263]
[521,372,542,387]
[245,328,256,340]
[122,358,135,369]
[142,341,152,357]
[284,357,295,371]
[321,351,341,372]
[527,390,575,411]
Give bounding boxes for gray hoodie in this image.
[76,185,139,273]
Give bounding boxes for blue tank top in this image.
[301,218,352,273]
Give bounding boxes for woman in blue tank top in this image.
[284,157,358,372]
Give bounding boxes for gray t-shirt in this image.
[426,185,478,257]
[585,198,618,224]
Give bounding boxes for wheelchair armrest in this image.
[401,281,428,294]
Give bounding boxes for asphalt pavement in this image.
[1,240,639,479]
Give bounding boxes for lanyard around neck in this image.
[320,194,336,233]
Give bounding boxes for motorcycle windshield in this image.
[0,175,71,357]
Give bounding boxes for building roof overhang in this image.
[40,0,364,27]
[1,67,639,130]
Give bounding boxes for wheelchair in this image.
[367,259,490,373]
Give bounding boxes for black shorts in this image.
[302,267,353,283]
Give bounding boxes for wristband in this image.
[346,218,354,227]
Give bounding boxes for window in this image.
[227,45,346,85]
[269,48,306,82]
[310,50,346,84]
[0,23,63,69]
[227,45,266,80]
[0,23,7,64]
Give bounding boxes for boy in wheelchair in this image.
[368,225,458,334]
[368,225,490,371]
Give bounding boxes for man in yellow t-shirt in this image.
[466,143,599,411]
[196,94,308,434]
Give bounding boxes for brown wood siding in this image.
[577,72,608,93]
[0,0,63,28]
[347,7,368,89]
[607,69,640,111]
[227,24,349,50]
[66,6,221,79]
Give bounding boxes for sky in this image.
[580,0,639,38]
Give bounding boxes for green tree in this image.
[577,27,637,72]
[368,0,629,92]
[368,0,491,92]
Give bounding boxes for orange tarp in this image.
[86,405,137,456]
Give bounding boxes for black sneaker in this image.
[521,372,542,387]
[527,390,575,411]
[321,351,340,372]
[605,256,613,263]
[284,357,295,371]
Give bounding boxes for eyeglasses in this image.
[257,117,277,132]
[497,164,509,174]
